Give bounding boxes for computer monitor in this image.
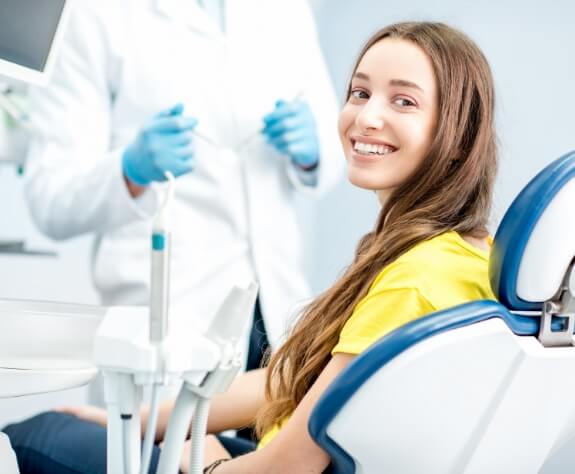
[0,0,72,85]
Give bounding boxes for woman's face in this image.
[339,38,439,205]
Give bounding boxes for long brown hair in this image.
[255,22,497,437]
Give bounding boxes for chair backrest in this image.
[490,150,575,310]
[309,151,575,473]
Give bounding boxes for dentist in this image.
[24,0,342,372]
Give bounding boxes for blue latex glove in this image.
[122,104,198,186]
[262,99,320,169]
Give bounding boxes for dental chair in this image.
[309,150,575,474]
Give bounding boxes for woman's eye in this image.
[350,89,369,100]
[393,97,416,107]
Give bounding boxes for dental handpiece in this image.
[149,172,175,344]
[149,228,170,343]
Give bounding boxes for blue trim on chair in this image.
[309,300,567,474]
[490,150,575,310]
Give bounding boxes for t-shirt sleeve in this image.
[332,286,435,356]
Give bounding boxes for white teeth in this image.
[353,141,395,156]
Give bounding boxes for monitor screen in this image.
[0,0,66,72]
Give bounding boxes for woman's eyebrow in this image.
[353,73,424,93]
[389,79,424,92]
[353,71,370,81]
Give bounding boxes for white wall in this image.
[0,168,97,304]
[309,0,575,293]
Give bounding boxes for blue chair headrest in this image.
[490,150,575,311]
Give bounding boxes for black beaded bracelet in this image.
[203,458,230,474]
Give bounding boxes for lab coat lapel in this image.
[154,0,221,38]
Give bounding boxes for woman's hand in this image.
[179,435,231,473]
[57,402,172,443]
[55,405,108,427]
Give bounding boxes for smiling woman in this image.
[3,22,498,474]
[253,21,497,471]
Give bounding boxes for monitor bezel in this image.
[0,0,73,86]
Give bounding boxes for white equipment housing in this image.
[0,300,103,398]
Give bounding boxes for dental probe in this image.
[190,90,307,152]
[191,128,219,148]
[235,89,306,152]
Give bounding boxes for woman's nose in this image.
[355,99,386,132]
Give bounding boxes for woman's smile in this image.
[350,136,398,163]
[352,137,397,154]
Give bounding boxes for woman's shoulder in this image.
[397,231,488,269]
[371,231,490,292]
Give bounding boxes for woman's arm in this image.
[209,353,355,473]
[61,368,267,442]
[207,367,267,433]
[149,368,267,439]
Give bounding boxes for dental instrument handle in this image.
[150,230,170,343]
[149,171,175,344]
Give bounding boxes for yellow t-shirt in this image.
[258,231,496,448]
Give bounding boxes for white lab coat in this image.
[24,0,343,350]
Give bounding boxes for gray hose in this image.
[189,398,211,474]
[140,384,161,474]
[156,386,198,474]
